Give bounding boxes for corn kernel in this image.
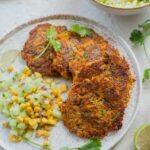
[57,97,62,102]
[17,116,23,122]
[57,101,63,106]
[42,104,49,110]
[35,72,42,78]
[43,141,49,148]
[23,92,29,97]
[7,66,14,72]
[33,102,40,107]
[57,97,63,106]
[35,113,39,117]
[23,66,30,72]
[43,132,49,138]
[47,118,56,125]
[41,118,48,124]
[6,104,11,110]
[45,78,53,84]
[11,90,18,96]
[26,95,31,101]
[36,130,42,137]
[34,106,40,113]
[59,84,67,93]
[28,119,38,129]
[24,117,30,124]
[26,107,33,113]
[26,102,31,107]
[36,118,40,123]
[42,110,48,117]
[36,130,49,138]
[30,114,35,119]
[13,96,18,103]
[23,67,31,76]
[32,86,37,92]
[9,135,22,142]
[20,103,27,110]
[45,105,51,110]
[44,125,51,131]
[46,110,52,116]
[52,89,60,97]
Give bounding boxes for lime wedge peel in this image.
[134,124,150,150]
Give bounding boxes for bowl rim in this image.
[93,0,150,10]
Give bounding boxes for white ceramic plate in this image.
[0,15,141,150]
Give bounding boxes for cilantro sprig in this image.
[60,138,101,150]
[34,27,61,60]
[70,24,92,37]
[130,19,150,82]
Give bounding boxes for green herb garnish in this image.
[130,19,150,82]
[143,68,150,82]
[70,24,92,37]
[35,27,61,59]
[60,138,101,150]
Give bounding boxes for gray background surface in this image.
[0,0,150,149]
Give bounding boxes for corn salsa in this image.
[0,66,67,143]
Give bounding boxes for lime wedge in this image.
[134,124,150,150]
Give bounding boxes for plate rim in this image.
[0,14,142,150]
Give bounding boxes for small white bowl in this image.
[91,0,150,15]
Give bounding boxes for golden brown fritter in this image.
[21,24,67,76]
[61,51,135,138]
[74,49,135,106]
[68,32,103,76]
[52,31,104,79]
[52,32,79,79]
[61,76,125,138]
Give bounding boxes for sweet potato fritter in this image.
[61,51,135,138]
[21,24,67,76]
[61,76,125,138]
[52,30,105,79]
[51,31,79,79]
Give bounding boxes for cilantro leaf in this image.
[60,139,101,150]
[47,27,61,52]
[46,27,57,39]
[50,38,61,52]
[34,26,61,59]
[143,68,150,82]
[130,20,150,82]
[79,138,101,150]
[70,24,92,37]
[130,19,150,46]
[130,29,144,45]
[138,19,150,31]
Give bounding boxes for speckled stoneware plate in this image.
[0,15,141,150]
